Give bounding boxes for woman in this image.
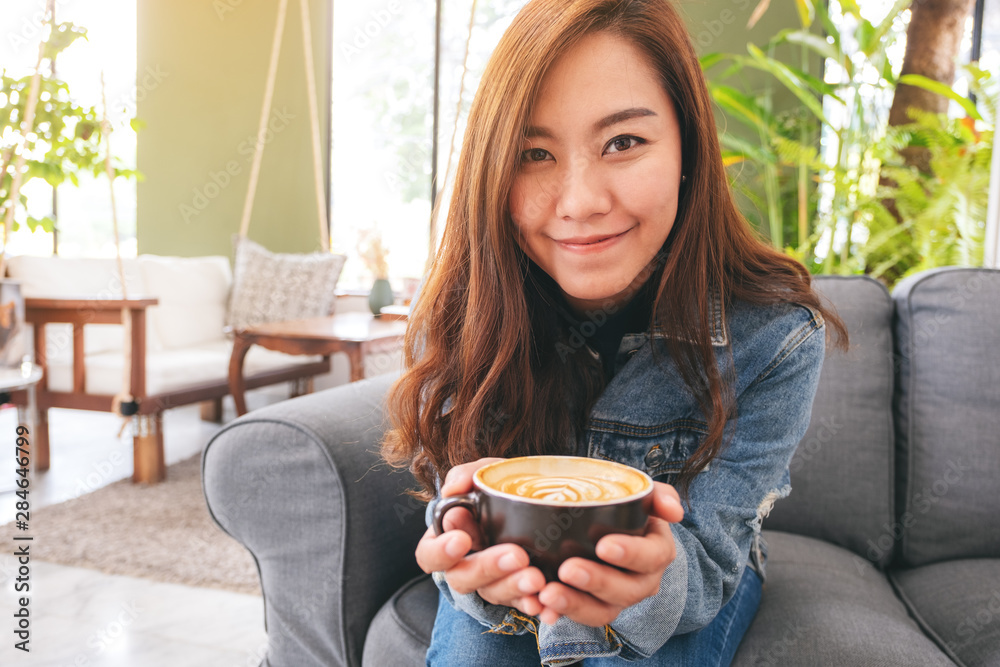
[383,0,846,664]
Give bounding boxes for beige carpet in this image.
[0,454,261,595]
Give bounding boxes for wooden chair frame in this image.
[16,296,330,483]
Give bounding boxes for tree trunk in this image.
[888,0,976,172]
[871,0,975,282]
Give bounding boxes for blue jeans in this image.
[426,566,762,666]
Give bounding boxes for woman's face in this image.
[509,31,683,314]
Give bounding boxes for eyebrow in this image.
[524,107,658,139]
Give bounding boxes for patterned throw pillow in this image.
[226,236,347,331]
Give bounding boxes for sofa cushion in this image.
[765,276,897,568]
[44,340,321,395]
[890,559,1000,667]
[893,268,1000,567]
[226,237,347,332]
[6,255,164,354]
[732,531,953,666]
[362,574,437,667]
[138,255,232,350]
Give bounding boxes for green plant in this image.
[702,0,911,276]
[0,19,138,259]
[862,66,996,280]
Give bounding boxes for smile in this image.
[555,227,634,253]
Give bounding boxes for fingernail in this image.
[499,552,521,572]
[551,595,567,610]
[518,576,536,593]
[600,542,625,562]
[445,535,465,558]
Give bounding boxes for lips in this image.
[555,227,633,252]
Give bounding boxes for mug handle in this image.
[432,492,480,536]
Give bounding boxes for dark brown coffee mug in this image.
[432,455,654,582]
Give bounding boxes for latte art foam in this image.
[495,473,636,503]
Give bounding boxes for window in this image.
[329,0,527,290]
[1,1,138,259]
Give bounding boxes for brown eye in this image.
[605,135,645,155]
[526,148,549,162]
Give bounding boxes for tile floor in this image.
[0,387,291,667]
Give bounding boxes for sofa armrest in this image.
[202,372,427,667]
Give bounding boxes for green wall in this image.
[137,0,330,257]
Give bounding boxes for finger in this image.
[595,516,676,576]
[445,544,535,596]
[513,594,544,617]
[538,581,621,627]
[477,563,547,609]
[554,556,657,611]
[550,519,674,608]
[431,504,485,551]
[415,527,472,574]
[440,457,505,496]
[651,483,684,523]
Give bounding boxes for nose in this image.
[554,157,612,222]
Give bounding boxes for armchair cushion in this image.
[731,531,954,666]
[890,559,1000,667]
[6,255,159,353]
[226,236,347,332]
[45,340,321,395]
[765,276,897,568]
[362,575,437,667]
[893,268,1000,567]
[138,255,232,349]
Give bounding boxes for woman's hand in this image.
[535,482,685,627]
[414,458,548,617]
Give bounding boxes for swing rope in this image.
[238,0,328,251]
[100,74,138,426]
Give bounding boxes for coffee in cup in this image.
[433,455,653,581]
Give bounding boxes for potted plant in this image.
[358,228,393,314]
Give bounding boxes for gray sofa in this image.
[202,267,1000,667]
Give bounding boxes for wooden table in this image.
[228,312,408,416]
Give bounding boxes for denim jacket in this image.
[428,294,826,665]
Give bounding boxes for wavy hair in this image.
[382,0,847,500]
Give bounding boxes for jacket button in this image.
[644,447,665,467]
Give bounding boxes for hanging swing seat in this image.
[7,253,330,483]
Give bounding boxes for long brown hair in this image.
[382,0,847,500]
